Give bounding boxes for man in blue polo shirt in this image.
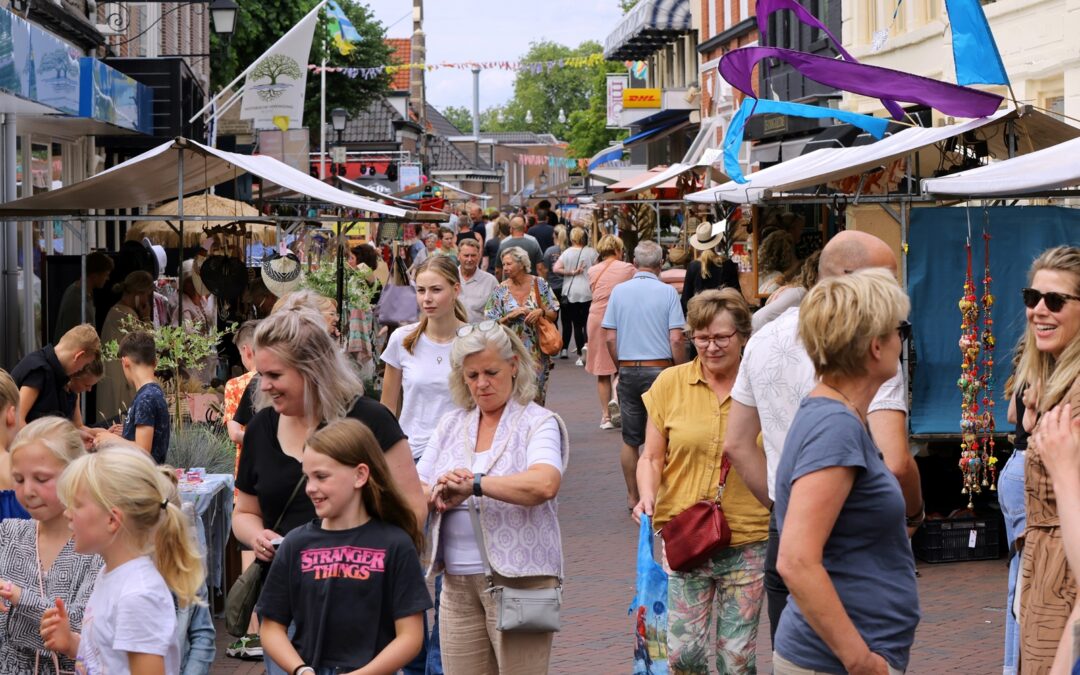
[602,240,686,510]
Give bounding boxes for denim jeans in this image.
[404,577,444,675]
[998,449,1026,675]
[764,512,788,646]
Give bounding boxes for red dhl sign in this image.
[622,89,661,108]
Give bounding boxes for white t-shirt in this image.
[417,416,563,575]
[77,556,180,675]
[556,247,599,303]
[731,306,907,500]
[382,325,458,459]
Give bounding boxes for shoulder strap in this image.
[271,473,308,533]
[715,454,732,502]
[532,276,547,309]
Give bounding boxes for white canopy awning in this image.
[432,180,491,201]
[922,136,1080,197]
[335,175,418,207]
[687,108,1015,205]
[601,162,693,200]
[0,138,439,220]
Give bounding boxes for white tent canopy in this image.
[922,135,1080,197]
[335,175,418,207]
[0,138,438,220]
[687,109,1015,205]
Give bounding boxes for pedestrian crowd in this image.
[0,193,1075,675]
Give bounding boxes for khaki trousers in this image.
[773,653,903,675]
[439,572,558,675]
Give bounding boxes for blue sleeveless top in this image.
[0,490,29,519]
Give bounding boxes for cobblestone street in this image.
[212,359,1009,674]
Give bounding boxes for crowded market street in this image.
[210,361,1009,675]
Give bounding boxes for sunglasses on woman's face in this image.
[897,320,912,343]
[1022,288,1080,313]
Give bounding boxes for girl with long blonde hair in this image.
[45,445,203,673]
[0,417,100,674]
[258,419,431,674]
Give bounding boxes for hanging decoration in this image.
[957,229,998,507]
[943,0,1010,86]
[722,98,890,183]
[871,0,905,52]
[718,46,1004,120]
[309,53,606,80]
[517,154,583,169]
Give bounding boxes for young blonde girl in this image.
[0,417,100,674]
[0,368,28,519]
[45,446,204,674]
[258,418,431,675]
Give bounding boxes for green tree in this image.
[619,0,641,11]
[440,105,474,133]
[474,40,624,159]
[211,0,391,130]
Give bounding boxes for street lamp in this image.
[209,0,238,37]
[525,110,533,124]
[331,108,348,176]
[558,108,566,124]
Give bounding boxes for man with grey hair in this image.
[457,238,498,323]
[496,216,544,274]
[722,229,922,642]
[603,239,686,510]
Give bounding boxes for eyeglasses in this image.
[897,320,912,343]
[1022,288,1080,313]
[456,320,500,338]
[691,331,738,349]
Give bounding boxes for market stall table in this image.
[180,473,234,605]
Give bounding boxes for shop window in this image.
[1046,95,1065,121]
[752,205,830,300]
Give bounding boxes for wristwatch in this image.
[473,472,485,497]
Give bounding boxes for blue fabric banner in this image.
[907,207,1080,435]
[723,99,889,183]
[943,0,1010,86]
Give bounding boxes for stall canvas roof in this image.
[922,135,1080,197]
[335,175,418,207]
[0,138,441,221]
[686,108,1017,205]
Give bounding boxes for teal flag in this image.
[944,0,1009,86]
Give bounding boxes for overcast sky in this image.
[363,0,625,113]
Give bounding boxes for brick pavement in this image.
[210,359,1010,674]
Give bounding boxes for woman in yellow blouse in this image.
[634,288,770,675]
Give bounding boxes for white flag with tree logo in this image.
[239,8,318,131]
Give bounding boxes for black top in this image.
[232,377,257,426]
[11,345,72,422]
[456,231,481,247]
[1013,387,1030,451]
[256,519,432,669]
[236,397,407,536]
[528,223,555,252]
[470,221,486,243]
[483,237,501,274]
[123,383,171,464]
[681,259,741,311]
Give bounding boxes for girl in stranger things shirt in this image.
[257,419,432,674]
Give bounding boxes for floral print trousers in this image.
[665,541,766,675]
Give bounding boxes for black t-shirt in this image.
[483,237,501,274]
[11,345,72,422]
[471,221,486,243]
[1014,387,1030,451]
[256,519,432,669]
[232,377,257,426]
[236,397,407,536]
[528,223,555,252]
[681,259,741,311]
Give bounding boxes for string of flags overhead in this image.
[310,53,608,80]
[517,154,588,169]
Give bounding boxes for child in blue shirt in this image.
[93,331,170,463]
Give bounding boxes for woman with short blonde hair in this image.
[772,268,916,675]
[418,323,567,675]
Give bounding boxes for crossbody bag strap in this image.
[715,454,732,502]
[590,258,616,294]
[271,473,308,534]
[532,276,546,310]
[563,249,583,297]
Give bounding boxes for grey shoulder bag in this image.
[464,412,564,633]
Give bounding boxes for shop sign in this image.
[0,7,80,115]
[622,88,661,109]
[79,58,154,134]
[606,74,628,126]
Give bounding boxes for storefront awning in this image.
[604,0,693,61]
[0,138,443,221]
[335,175,418,206]
[602,163,699,200]
[589,143,626,171]
[687,108,1016,205]
[922,136,1080,197]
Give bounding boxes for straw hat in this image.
[689,220,727,251]
[260,253,302,298]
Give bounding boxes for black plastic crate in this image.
[913,516,1002,563]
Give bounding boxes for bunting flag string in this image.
[310,53,607,80]
[517,154,584,169]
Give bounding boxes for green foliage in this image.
[299,260,380,312]
[619,0,641,11]
[450,40,626,160]
[211,0,392,130]
[167,423,236,475]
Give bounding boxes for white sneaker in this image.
[575,357,584,367]
[559,349,568,359]
[608,399,621,427]
[600,419,615,430]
